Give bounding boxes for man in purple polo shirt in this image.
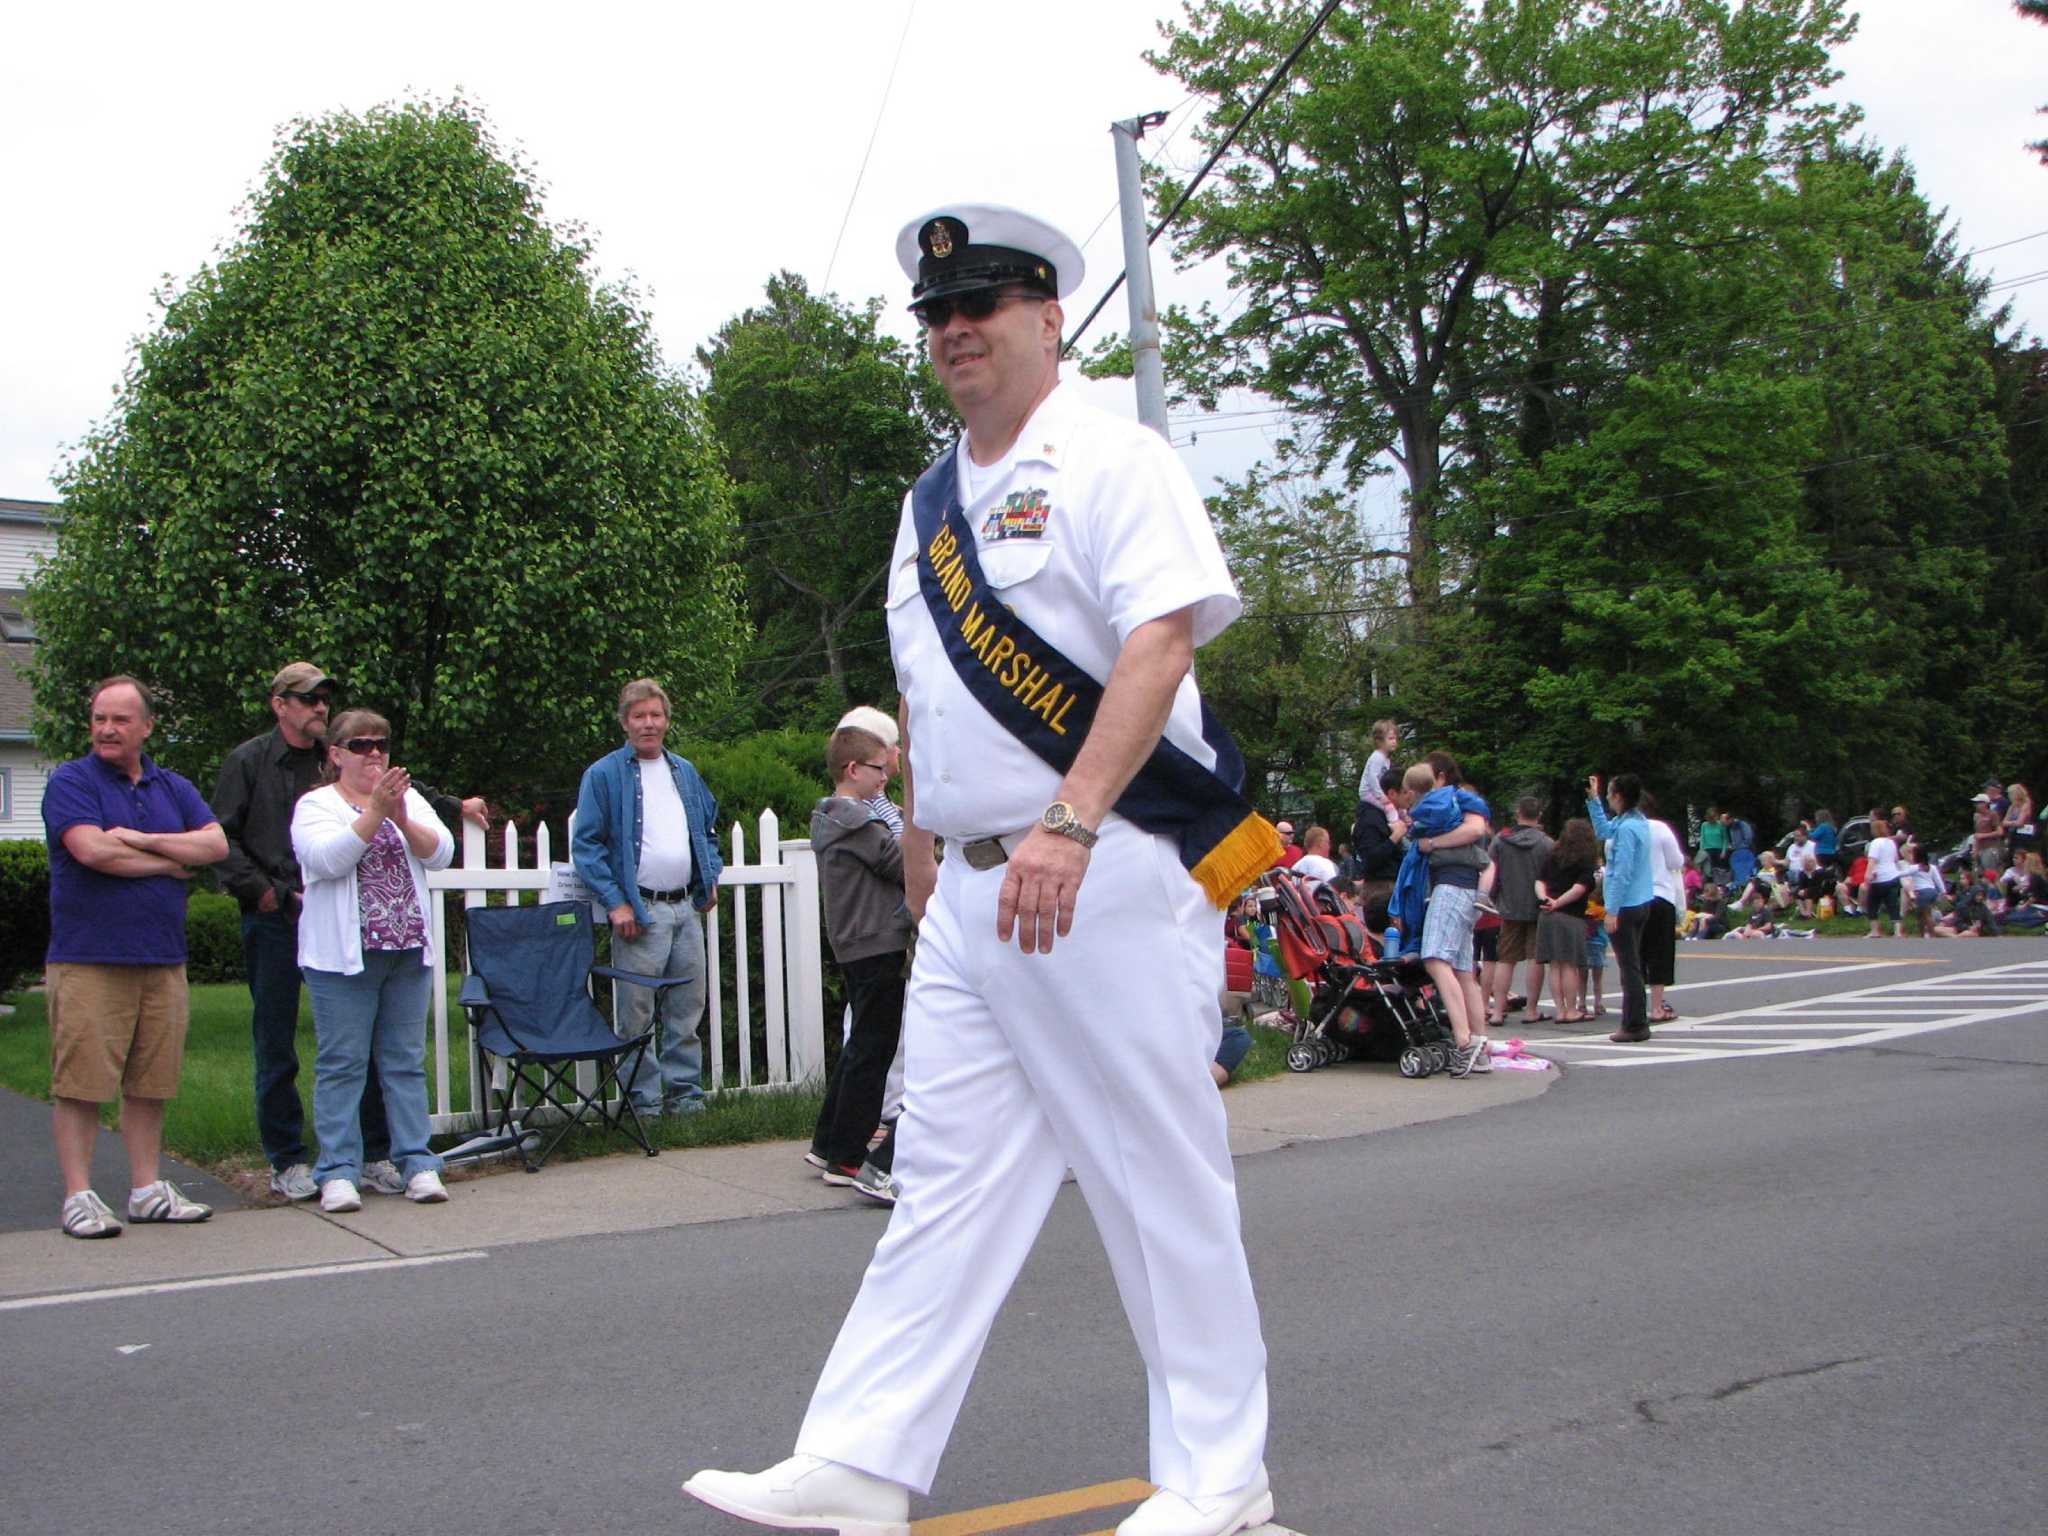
[42,675,228,1239]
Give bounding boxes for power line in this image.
[821,0,918,296]
[1061,0,1348,358]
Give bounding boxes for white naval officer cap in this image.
[896,203,1086,307]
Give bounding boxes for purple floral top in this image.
[353,813,427,951]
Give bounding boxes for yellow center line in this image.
[911,1478,1155,1535]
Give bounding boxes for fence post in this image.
[785,836,825,1086]
[757,808,789,1082]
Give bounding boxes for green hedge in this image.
[184,892,245,984]
[0,842,246,992]
[679,727,835,841]
[0,840,49,994]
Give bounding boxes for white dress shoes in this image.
[683,1453,909,1536]
[1117,1464,1273,1536]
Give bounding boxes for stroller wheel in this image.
[1426,1043,1452,1074]
[1398,1047,1427,1078]
[1286,1042,1318,1073]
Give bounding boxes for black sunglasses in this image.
[912,288,1046,330]
[340,736,391,756]
[859,760,891,774]
[280,689,332,706]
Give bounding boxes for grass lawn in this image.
[0,981,829,1179]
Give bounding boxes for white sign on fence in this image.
[422,808,825,1136]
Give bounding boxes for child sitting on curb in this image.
[805,726,913,1205]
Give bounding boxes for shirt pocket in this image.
[978,538,1055,591]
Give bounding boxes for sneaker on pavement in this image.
[361,1159,406,1196]
[405,1170,449,1204]
[127,1180,212,1223]
[684,1453,908,1536]
[269,1162,318,1201]
[1449,1039,1484,1078]
[1116,1463,1273,1536]
[820,1162,863,1187]
[849,1162,899,1205]
[61,1189,122,1240]
[803,1149,829,1170]
[320,1179,363,1213]
[1468,1035,1494,1073]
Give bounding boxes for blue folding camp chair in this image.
[459,900,684,1172]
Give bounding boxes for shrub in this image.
[184,892,245,984]
[680,727,835,843]
[0,840,50,994]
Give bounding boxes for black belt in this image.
[949,830,1029,872]
[638,885,689,904]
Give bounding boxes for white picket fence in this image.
[421,809,825,1135]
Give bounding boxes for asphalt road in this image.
[2,944,2043,1535]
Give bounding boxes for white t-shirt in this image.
[1650,820,1686,908]
[1864,836,1902,885]
[1292,853,1339,889]
[1358,748,1392,807]
[635,756,694,892]
[886,383,1241,839]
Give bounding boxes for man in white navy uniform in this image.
[686,205,1274,1536]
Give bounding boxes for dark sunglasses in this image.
[280,689,332,706]
[912,288,1046,330]
[340,736,391,756]
[859,760,891,774]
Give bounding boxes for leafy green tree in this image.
[28,100,743,799]
[1195,468,1395,827]
[699,274,949,733]
[1132,0,1855,610]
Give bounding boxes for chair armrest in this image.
[459,973,491,1010]
[591,964,694,992]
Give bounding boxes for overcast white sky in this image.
[4,0,2044,506]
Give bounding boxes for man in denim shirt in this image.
[572,678,723,1117]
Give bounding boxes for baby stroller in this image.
[1256,870,1457,1077]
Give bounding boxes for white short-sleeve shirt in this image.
[885,383,1242,840]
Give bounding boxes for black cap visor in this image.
[911,244,1057,310]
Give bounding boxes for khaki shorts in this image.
[47,963,190,1103]
[1497,918,1537,965]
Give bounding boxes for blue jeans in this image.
[304,949,442,1189]
[245,911,389,1170]
[611,900,707,1113]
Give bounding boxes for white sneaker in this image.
[405,1169,449,1203]
[269,1162,318,1201]
[61,1189,123,1240]
[361,1159,407,1196]
[127,1180,212,1223]
[320,1179,362,1213]
[683,1453,908,1536]
[1117,1464,1273,1536]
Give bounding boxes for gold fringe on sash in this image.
[1190,813,1286,909]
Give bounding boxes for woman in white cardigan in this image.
[290,709,454,1212]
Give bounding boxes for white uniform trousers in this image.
[795,816,1269,1498]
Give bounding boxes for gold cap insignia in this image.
[930,223,955,259]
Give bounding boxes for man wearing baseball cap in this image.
[687,205,1278,1536]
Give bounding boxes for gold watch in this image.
[1040,801,1099,849]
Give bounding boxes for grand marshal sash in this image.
[911,445,1281,907]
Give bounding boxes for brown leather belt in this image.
[952,830,1029,871]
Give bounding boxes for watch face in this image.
[1044,803,1070,831]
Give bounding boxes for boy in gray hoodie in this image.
[1488,796,1554,1026]
[806,726,915,1203]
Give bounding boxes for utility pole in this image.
[1111,112,1170,439]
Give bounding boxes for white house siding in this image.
[0,522,53,589]
[0,745,47,840]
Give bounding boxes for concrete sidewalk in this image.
[0,1060,1553,1304]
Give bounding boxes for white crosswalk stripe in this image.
[1530,958,2048,1067]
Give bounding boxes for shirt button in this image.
[941,772,952,783]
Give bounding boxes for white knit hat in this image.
[836,705,899,748]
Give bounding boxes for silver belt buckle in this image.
[955,829,1024,871]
